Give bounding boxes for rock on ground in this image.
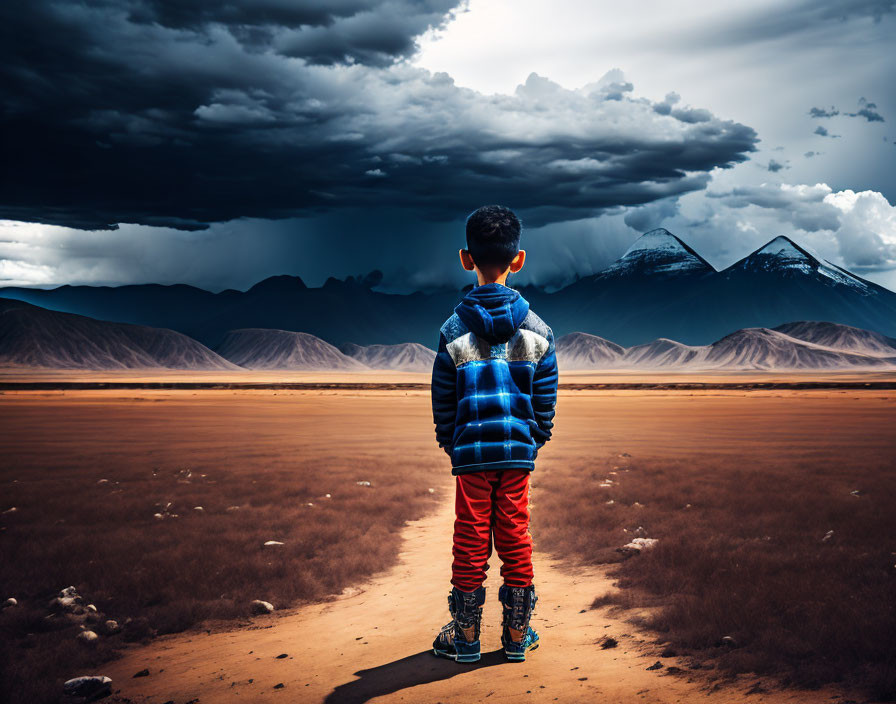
[63,675,112,701]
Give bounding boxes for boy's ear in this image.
[459,248,476,272]
[508,249,526,273]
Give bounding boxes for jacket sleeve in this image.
[531,329,559,450]
[431,330,458,456]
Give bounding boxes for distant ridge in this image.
[557,320,896,371]
[554,332,624,368]
[2,297,893,373]
[247,274,307,294]
[622,338,705,368]
[340,342,436,372]
[704,328,893,370]
[772,321,896,356]
[0,298,238,370]
[215,329,367,370]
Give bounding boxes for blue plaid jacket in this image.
[431,282,559,475]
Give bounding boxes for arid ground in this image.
[1,375,894,703]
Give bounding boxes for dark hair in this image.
[465,205,522,270]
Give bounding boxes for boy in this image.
[430,204,559,664]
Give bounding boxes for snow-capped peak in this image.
[732,236,871,292]
[753,235,817,262]
[601,228,714,277]
[623,228,693,256]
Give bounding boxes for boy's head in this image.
[460,204,526,284]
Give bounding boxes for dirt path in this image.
[106,497,845,704]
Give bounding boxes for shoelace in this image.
[506,589,537,631]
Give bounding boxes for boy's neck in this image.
[476,270,511,287]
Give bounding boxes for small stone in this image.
[274,683,285,689]
[2,507,17,514]
[97,479,109,484]
[63,675,112,700]
[193,506,204,512]
[599,637,618,649]
[356,481,371,487]
[86,604,97,613]
[646,661,663,670]
[325,494,332,499]
[264,541,285,547]
[427,488,435,494]
[251,600,274,615]
[133,669,150,678]
[275,653,288,659]
[77,630,99,643]
[103,619,120,634]
[621,537,658,551]
[822,530,834,542]
[2,597,16,608]
[226,505,241,511]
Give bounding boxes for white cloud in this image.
[0,258,55,287]
[824,189,896,268]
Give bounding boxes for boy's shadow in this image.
[323,649,508,703]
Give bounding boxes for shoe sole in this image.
[504,642,539,662]
[433,647,481,663]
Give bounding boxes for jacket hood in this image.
[454,282,530,344]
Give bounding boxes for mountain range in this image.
[0,298,238,370]
[2,297,894,372]
[556,323,896,371]
[1,229,895,349]
[0,299,422,372]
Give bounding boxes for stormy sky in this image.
[1,0,894,292]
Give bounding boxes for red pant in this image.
[451,469,534,592]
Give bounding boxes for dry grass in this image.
[533,390,896,700]
[0,389,447,704]
[3,387,895,703]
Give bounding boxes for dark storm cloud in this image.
[814,126,841,138]
[809,98,884,127]
[0,0,757,232]
[767,159,787,172]
[847,98,885,122]
[622,197,681,232]
[95,0,466,66]
[849,107,885,121]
